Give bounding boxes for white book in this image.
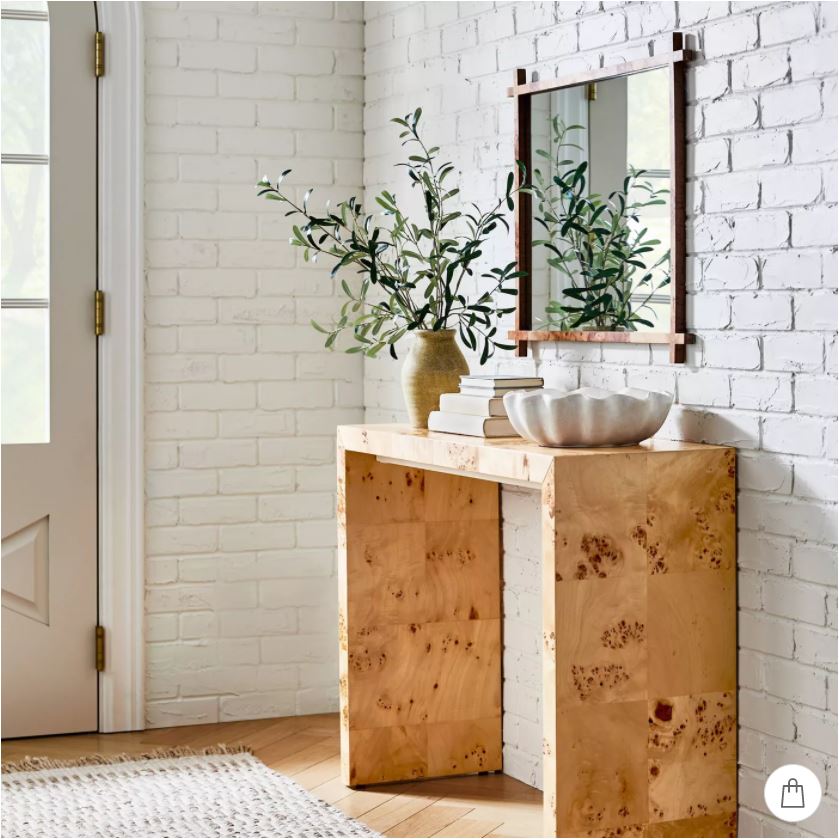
[459,374,544,389]
[428,411,518,438]
[459,384,543,397]
[438,392,507,417]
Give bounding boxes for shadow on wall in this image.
[671,407,759,449]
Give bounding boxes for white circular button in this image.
[764,764,822,822]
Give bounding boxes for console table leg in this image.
[543,450,737,838]
[338,448,503,787]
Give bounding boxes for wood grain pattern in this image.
[558,700,649,833]
[338,426,736,837]
[643,449,736,575]
[546,446,736,837]
[556,575,647,705]
[506,330,694,345]
[647,810,737,837]
[648,755,736,823]
[647,572,736,697]
[337,424,718,490]
[339,450,502,786]
[540,467,558,838]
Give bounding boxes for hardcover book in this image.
[438,393,507,417]
[459,375,544,389]
[459,384,543,397]
[428,411,518,438]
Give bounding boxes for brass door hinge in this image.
[95,626,105,671]
[586,82,597,101]
[94,289,105,336]
[95,31,105,77]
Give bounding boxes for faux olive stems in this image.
[256,109,524,363]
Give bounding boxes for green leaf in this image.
[255,108,531,356]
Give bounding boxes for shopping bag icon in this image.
[781,778,805,808]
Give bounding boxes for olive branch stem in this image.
[257,109,524,362]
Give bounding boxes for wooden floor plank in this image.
[290,753,342,789]
[1,714,543,838]
[484,811,545,839]
[332,786,408,819]
[400,772,539,803]
[432,816,504,837]
[266,737,338,777]
[361,793,444,834]
[386,803,474,838]
[294,715,339,737]
[169,719,270,750]
[448,801,543,824]
[242,716,323,752]
[309,774,356,805]
[135,720,255,748]
[251,730,329,766]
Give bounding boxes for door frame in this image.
[96,0,144,733]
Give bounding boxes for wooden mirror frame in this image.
[509,33,694,362]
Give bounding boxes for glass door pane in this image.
[1,307,49,443]
[1,15,49,155]
[1,163,48,299]
[1,4,49,444]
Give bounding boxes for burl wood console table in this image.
[337,424,736,838]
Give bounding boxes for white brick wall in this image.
[362,3,837,835]
[144,0,363,728]
[501,486,543,789]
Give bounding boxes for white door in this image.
[1,0,98,738]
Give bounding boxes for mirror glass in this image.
[529,67,672,333]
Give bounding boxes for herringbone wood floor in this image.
[2,713,543,837]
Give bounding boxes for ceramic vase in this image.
[401,329,469,429]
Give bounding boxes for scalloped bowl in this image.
[503,387,674,448]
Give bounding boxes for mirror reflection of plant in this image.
[256,110,523,363]
[530,118,671,331]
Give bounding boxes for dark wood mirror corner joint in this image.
[508,32,695,363]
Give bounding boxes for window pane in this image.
[627,179,671,269]
[1,307,49,444]
[1,163,48,298]
[1,17,49,155]
[626,69,670,173]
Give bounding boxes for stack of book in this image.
[428,374,544,437]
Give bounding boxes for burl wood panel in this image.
[337,427,736,837]
[543,447,736,838]
[338,449,502,787]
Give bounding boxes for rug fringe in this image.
[1,744,253,774]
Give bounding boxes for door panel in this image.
[1,1,98,738]
[2,516,49,624]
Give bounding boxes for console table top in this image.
[337,423,730,487]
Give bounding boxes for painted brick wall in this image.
[143,0,363,727]
[362,2,838,835]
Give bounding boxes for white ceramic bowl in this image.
[503,386,674,448]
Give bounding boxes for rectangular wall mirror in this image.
[509,35,693,362]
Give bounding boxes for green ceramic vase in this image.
[401,329,469,429]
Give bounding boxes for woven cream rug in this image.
[1,745,378,838]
